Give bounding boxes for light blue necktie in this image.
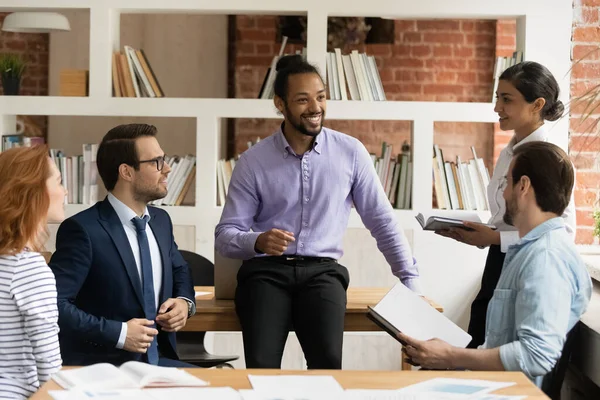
[131,215,159,365]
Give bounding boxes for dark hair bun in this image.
[276,54,304,72]
[544,100,564,121]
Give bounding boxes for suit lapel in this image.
[98,198,144,309]
[148,208,169,302]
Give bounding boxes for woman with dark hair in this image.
[0,146,65,398]
[437,61,576,348]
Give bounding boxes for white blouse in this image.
[487,124,576,253]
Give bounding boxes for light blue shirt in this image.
[483,217,592,387]
[215,126,420,292]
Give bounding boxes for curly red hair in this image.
[0,145,51,255]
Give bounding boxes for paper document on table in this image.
[343,389,439,399]
[50,387,240,400]
[144,387,240,400]
[195,291,212,297]
[369,282,471,347]
[240,389,337,400]
[248,375,343,395]
[50,389,150,400]
[397,378,516,398]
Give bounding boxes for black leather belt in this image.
[268,255,336,263]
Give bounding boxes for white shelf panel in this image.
[63,203,197,223]
[0,0,560,18]
[327,101,499,123]
[0,97,498,123]
[0,97,279,119]
[64,204,491,228]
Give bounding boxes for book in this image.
[367,282,472,348]
[53,361,208,390]
[415,212,496,231]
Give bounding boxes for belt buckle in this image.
[286,256,303,261]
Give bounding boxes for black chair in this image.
[176,250,239,368]
[541,322,581,400]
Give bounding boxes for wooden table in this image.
[185,286,443,332]
[187,286,444,371]
[31,369,549,399]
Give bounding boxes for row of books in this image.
[433,145,490,211]
[1,134,45,151]
[149,155,196,206]
[112,45,164,98]
[491,51,524,102]
[216,158,236,206]
[49,145,99,205]
[371,141,412,210]
[327,49,386,101]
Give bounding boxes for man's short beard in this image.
[284,102,323,137]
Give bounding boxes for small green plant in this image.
[594,210,600,239]
[0,54,26,79]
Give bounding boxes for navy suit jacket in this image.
[49,198,194,366]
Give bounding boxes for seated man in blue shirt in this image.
[398,141,591,387]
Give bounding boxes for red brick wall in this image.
[234,16,496,172]
[571,0,600,245]
[0,13,48,135]
[493,20,517,163]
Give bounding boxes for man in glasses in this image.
[50,124,196,367]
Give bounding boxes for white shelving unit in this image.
[0,1,570,250]
[0,0,573,371]
[0,0,573,257]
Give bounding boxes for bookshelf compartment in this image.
[42,115,197,207]
[325,17,518,104]
[432,121,495,211]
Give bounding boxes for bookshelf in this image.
[0,1,572,370]
[0,0,572,258]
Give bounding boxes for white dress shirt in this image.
[108,193,164,349]
[487,124,576,253]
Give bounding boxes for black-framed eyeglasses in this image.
[138,155,166,171]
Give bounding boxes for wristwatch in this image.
[185,299,194,318]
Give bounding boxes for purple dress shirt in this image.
[215,126,421,292]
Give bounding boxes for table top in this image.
[31,369,548,399]
[193,286,444,313]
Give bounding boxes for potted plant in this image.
[594,210,600,240]
[0,54,26,95]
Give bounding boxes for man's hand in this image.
[255,229,295,255]
[397,332,456,370]
[156,298,189,332]
[436,222,500,248]
[123,318,158,353]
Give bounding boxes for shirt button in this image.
[305,197,309,202]
[299,243,304,247]
[303,222,308,227]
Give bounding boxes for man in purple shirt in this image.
[215,55,419,369]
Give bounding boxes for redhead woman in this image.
[0,145,66,398]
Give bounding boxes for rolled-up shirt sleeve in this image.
[498,252,571,379]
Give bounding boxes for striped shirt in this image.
[0,251,62,399]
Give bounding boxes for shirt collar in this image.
[275,122,323,158]
[512,217,566,248]
[507,124,548,154]
[107,192,150,226]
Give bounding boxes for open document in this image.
[367,282,472,348]
[415,212,496,231]
[53,361,208,390]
